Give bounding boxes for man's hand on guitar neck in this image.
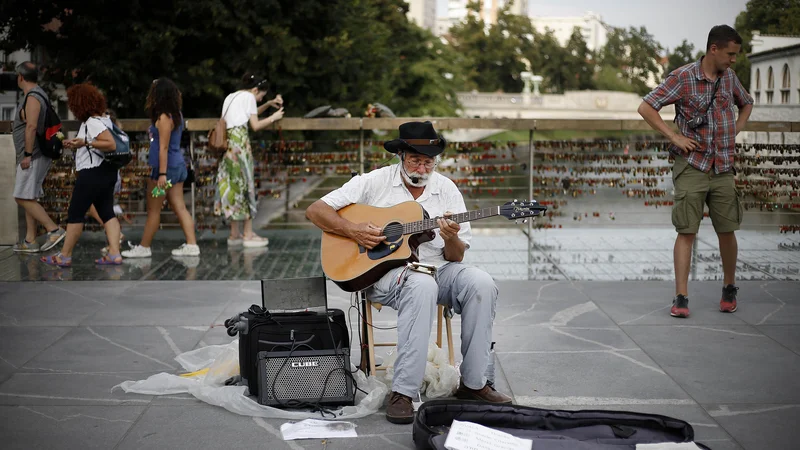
[438,212,466,262]
[348,222,386,250]
[436,213,461,241]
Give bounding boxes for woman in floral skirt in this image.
[214,72,283,247]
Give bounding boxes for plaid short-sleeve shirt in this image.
[643,58,753,174]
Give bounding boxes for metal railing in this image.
[2,118,799,233]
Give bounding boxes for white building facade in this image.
[529,11,607,52]
[405,0,437,32]
[1,48,71,125]
[440,0,528,34]
[746,32,800,144]
[0,49,33,122]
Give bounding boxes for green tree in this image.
[599,27,628,68]
[594,65,636,93]
[0,0,461,118]
[388,20,467,116]
[625,26,664,95]
[666,39,696,75]
[448,1,535,92]
[599,26,663,95]
[527,29,570,93]
[446,1,596,95]
[564,27,595,90]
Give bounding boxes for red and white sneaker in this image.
[720,284,738,313]
[670,294,690,318]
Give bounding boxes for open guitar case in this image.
[412,400,712,449]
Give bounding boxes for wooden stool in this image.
[360,293,455,376]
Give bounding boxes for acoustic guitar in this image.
[320,200,547,292]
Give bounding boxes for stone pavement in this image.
[0,278,798,449]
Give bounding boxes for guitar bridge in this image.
[360,239,404,260]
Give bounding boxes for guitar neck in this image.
[403,206,500,235]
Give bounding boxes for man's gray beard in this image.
[401,168,431,187]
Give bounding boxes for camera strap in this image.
[701,77,721,116]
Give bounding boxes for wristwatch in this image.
[23,151,32,157]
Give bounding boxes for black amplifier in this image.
[256,349,355,407]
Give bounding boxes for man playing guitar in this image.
[306,121,513,424]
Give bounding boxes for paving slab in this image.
[622,324,800,404]
[0,405,146,450]
[79,281,247,327]
[0,281,135,326]
[0,279,797,450]
[578,281,752,326]
[704,403,800,450]
[23,326,206,373]
[756,325,800,354]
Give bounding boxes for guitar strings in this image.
[380,214,470,235]
[379,208,537,235]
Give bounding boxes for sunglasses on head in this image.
[249,75,268,88]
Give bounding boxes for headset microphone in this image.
[400,153,421,184]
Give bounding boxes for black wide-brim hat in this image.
[383,121,446,157]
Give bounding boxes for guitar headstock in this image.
[499,199,548,220]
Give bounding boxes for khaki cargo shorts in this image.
[671,155,743,234]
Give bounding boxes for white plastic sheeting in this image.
[384,342,460,399]
[114,340,388,420]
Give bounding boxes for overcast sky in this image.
[437,0,750,53]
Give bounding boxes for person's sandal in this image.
[95,254,122,265]
[41,253,72,268]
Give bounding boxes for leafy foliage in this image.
[666,39,696,76]
[0,0,462,118]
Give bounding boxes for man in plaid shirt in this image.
[638,25,753,319]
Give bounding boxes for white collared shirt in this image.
[320,164,472,268]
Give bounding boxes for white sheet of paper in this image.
[444,420,532,450]
[637,443,702,449]
[280,419,357,441]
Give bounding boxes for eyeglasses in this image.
[406,157,435,169]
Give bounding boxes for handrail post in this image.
[359,119,365,175]
[527,124,535,279]
[189,133,195,223]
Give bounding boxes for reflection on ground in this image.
[2,226,797,282]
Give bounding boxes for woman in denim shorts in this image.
[122,78,199,258]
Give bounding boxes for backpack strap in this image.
[19,90,49,123]
[84,117,108,163]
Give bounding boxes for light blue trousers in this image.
[366,262,498,398]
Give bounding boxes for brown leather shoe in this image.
[455,381,513,404]
[386,391,414,424]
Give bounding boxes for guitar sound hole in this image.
[382,221,403,242]
[368,221,404,258]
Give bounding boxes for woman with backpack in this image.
[122,77,199,258]
[41,83,122,267]
[213,72,284,247]
[88,108,130,253]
